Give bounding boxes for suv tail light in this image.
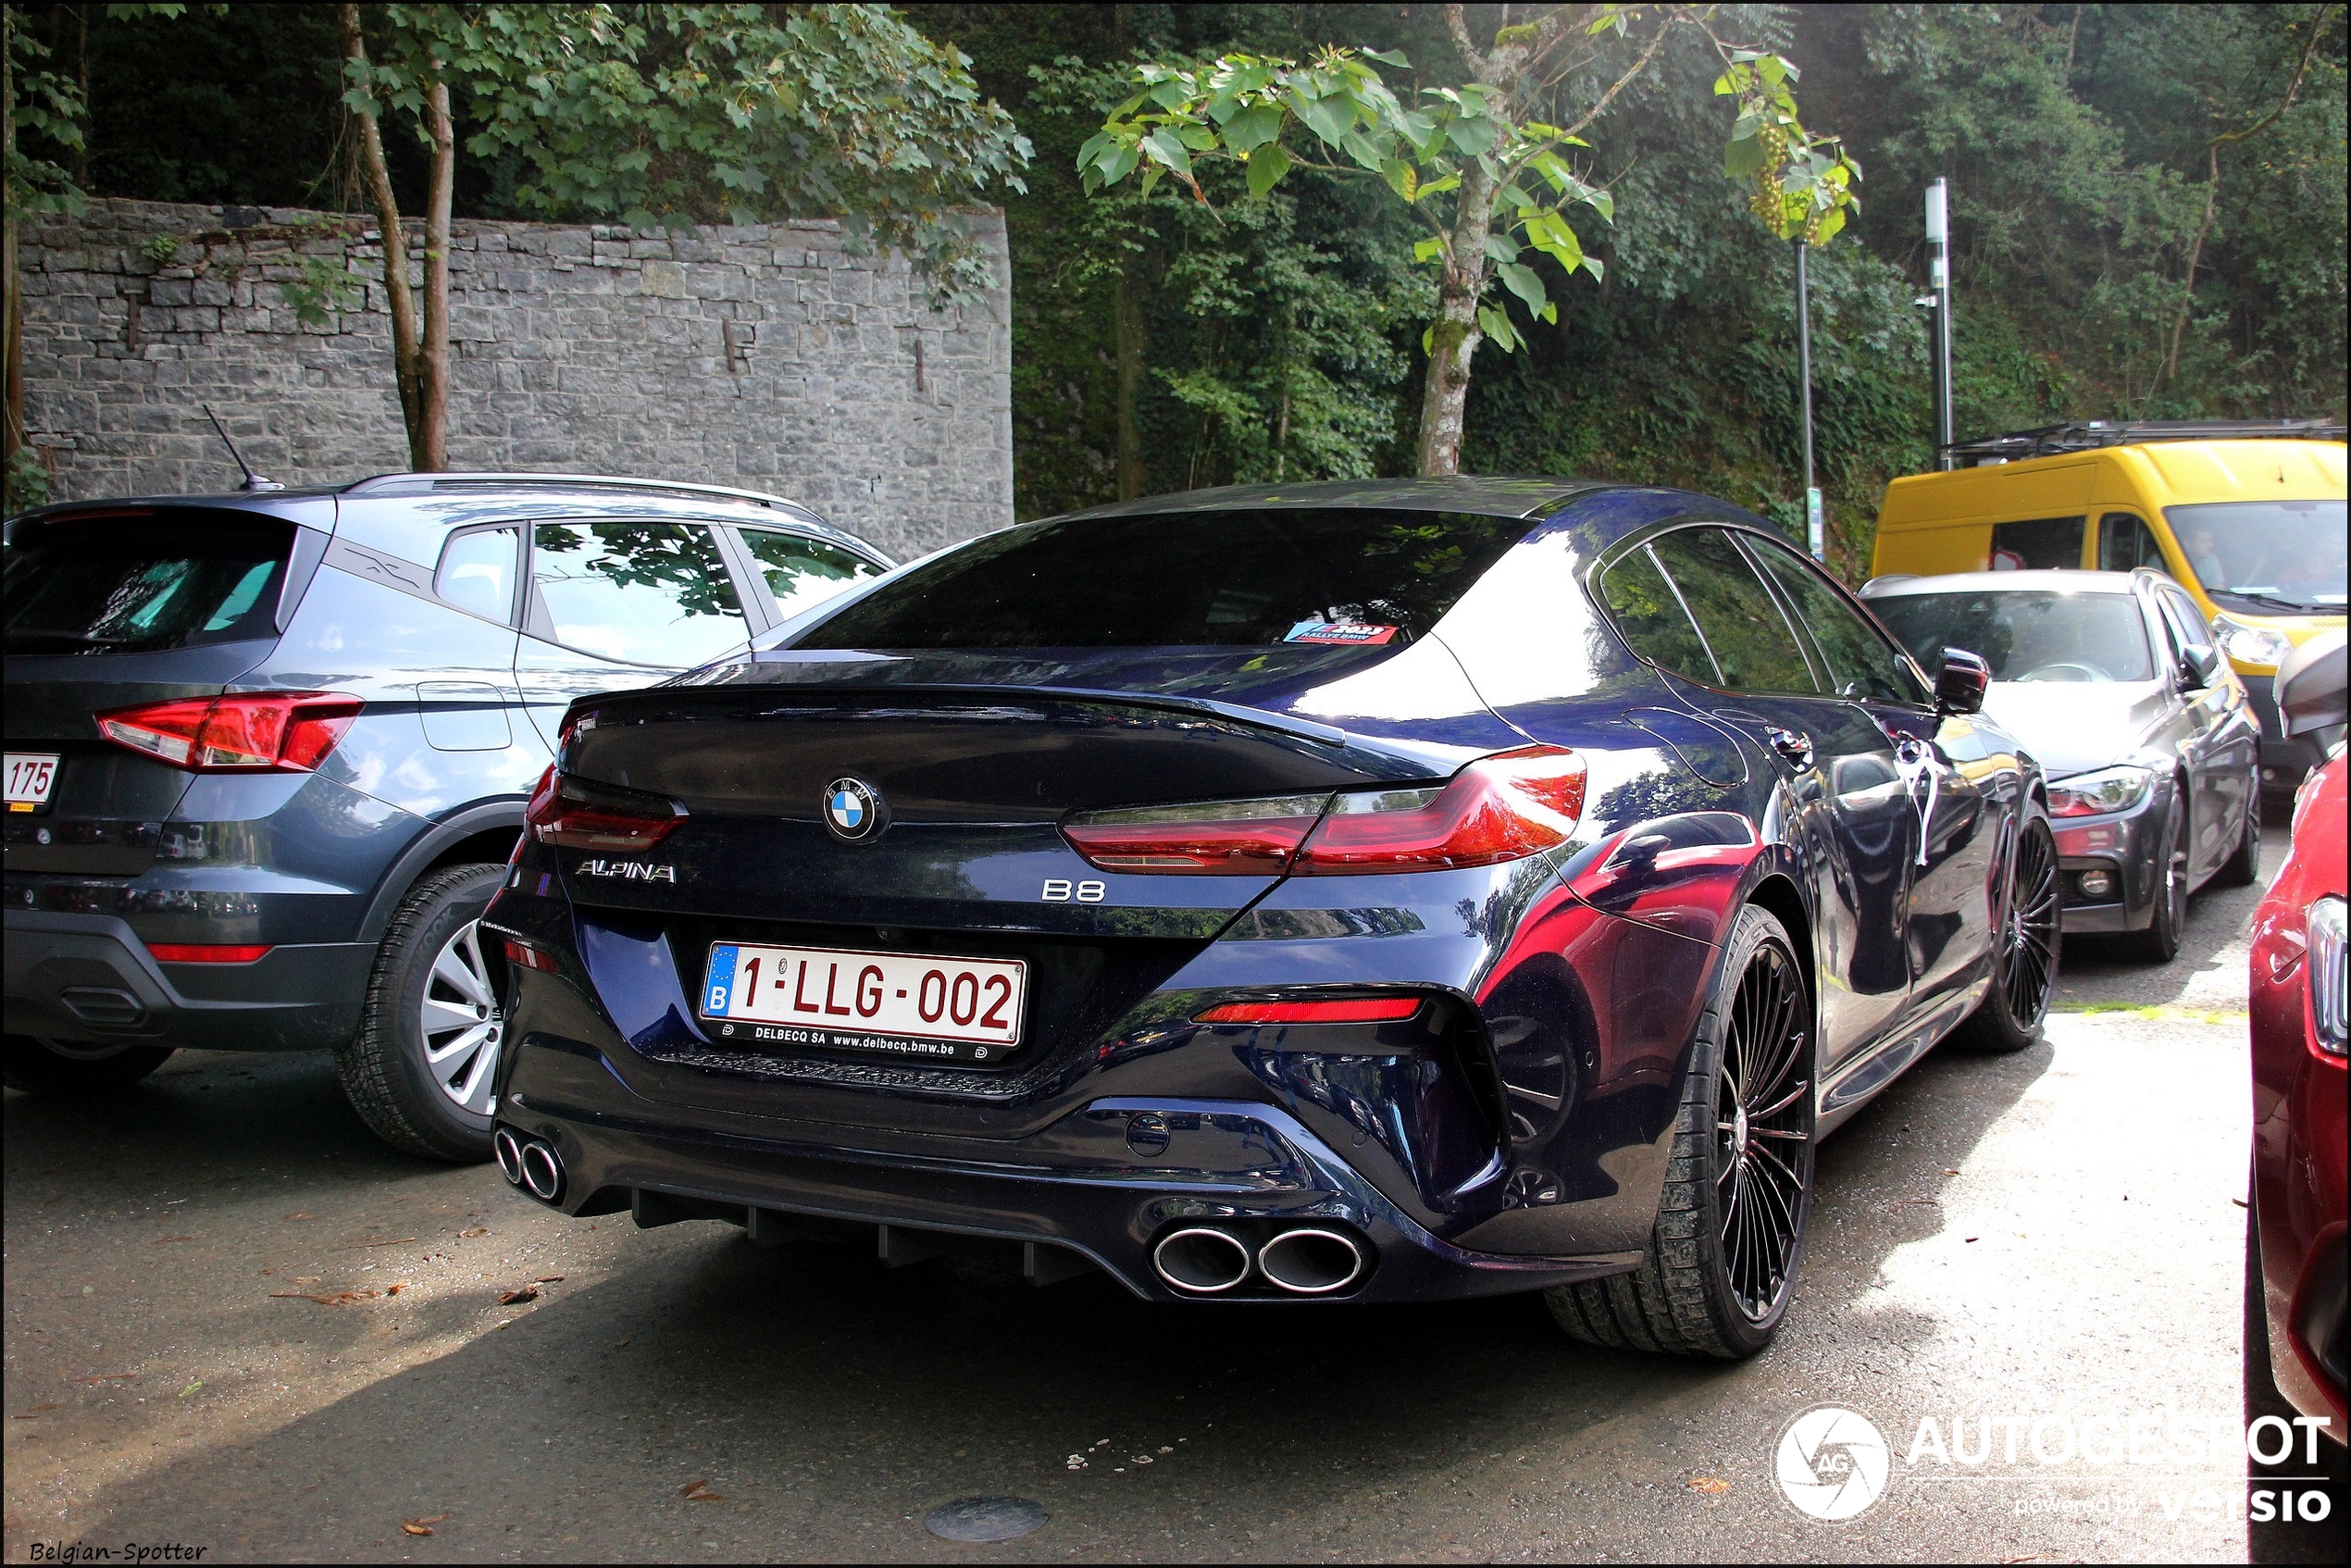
[1061,745,1586,877]
[95,692,362,773]
[525,771,686,852]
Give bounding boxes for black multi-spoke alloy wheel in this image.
[1957,812,2060,1052]
[2213,768,2260,889]
[1548,904,1813,1359]
[3,1033,174,1094]
[2127,787,2189,963]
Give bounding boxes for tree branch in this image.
[1557,9,1680,141]
[1444,5,1485,76]
[337,2,424,462]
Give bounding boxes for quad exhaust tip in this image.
[517,1139,564,1203]
[1257,1228,1366,1294]
[1151,1227,1253,1293]
[493,1126,525,1187]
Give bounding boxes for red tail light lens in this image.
[1296,744,1586,875]
[524,772,686,852]
[1063,791,1329,875]
[504,939,558,973]
[96,692,362,773]
[1195,996,1424,1025]
[149,943,271,964]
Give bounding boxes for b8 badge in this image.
[1041,878,1107,903]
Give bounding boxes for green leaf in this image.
[1412,236,1446,264]
[1725,135,1768,179]
[1245,143,1292,198]
[1383,158,1418,201]
[1224,102,1284,155]
[1496,261,1548,317]
[1176,123,1220,152]
[1477,305,1517,353]
[1580,255,1604,283]
[1360,47,1411,67]
[1141,127,1194,179]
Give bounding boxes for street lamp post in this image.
[1794,237,1822,561]
[1925,177,1955,470]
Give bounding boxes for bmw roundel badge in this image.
[821,777,888,843]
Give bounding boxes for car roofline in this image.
[339,471,818,515]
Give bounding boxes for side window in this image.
[2097,512,2164,572]
[529,521,748,667]
[1989,516,2085,570]
[1598,544,1719,685]
[1748,539,1931,705]
[1646,528,1819,693]
[735,527,885,622]
[433,527,519,623]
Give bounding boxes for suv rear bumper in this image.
[3,910,370,1052]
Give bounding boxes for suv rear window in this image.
[795,508,1530,650]
[5,513,293,653]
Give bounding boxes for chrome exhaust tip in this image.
[1257,1228,1366,1294]
[1151,1227,1252,1293]
[518,1139,564,1203]
[493,1127,525,1187]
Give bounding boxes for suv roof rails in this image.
[341,471,816,513]
[1944,418,2346,466]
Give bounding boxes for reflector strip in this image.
[1194,997,1423,1025]
[149,944,271,964]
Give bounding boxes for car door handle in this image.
[1768,728,1814,769]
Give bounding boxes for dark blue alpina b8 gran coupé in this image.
[481,477,2057,1358]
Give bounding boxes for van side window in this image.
[2097,513,2164,572]
[1989,516,2084,571]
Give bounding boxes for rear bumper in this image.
[496,1030,1640,1303]
[3,910,370,1052]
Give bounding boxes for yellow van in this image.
[1872,423,2346,785]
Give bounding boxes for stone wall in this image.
[15,198,1013,559]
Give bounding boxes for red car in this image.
[2248,628,2347,1445]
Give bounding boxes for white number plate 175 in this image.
[5,753,61,813]
[699,941,1026,1064]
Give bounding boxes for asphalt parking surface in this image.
[6,822,2344,1563]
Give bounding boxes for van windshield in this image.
[2162,500,2346,615]
[4,515,293,653]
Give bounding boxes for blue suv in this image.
[4,473,891,1158]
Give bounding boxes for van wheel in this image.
[3,1033,174,1095]
[337,864,507,1162]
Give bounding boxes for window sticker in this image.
[1285,619,1399,645]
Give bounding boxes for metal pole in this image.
[1926,178,1954,469]
[1795,237,1822,560]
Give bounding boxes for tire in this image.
[2212,769,2260,890]
[2126,787,2190,964]
[3,1033,174,1095]
[1546,904,1814,1359]
[1955,813,2060,1052]
[336,864,508,1161]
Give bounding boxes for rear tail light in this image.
[504,939,558,973]
[96,692,361,773]
[1195,997,1424,1025]
[149,943,271,964]
[524,772,686,852]
[1062,792,1327,874]
[2310,897,2346,1054]
[1062,745,1586,877]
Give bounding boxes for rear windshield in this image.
[5,514,292,653]
[794,508,1532,650]
[1870,590,2154,682]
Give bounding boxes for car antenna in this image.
[202,404,284,492]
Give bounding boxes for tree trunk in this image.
[1113,263,1145,499]
[337,3,437,471]
[1413,162,1494,477]
[417,74,454,470]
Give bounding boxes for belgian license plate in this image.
[699,941,1026,1064]
[5,753,61,814]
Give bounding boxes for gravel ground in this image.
[6,823,2342,1563]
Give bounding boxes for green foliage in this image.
[141,232,182,268]
[1076,43,1613,349]
[349,3,1033,305]
[4,447,53,513]
[277,218,367,327]
[1714,48,1860,243]
[6,13,90,218]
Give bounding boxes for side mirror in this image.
[1935,647,1991,716]
[2177,643,2221,690]
[2277,629,2347,736]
